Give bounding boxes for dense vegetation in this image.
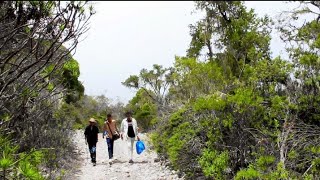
[123,1,320,179]
[70,94,125,129]
[1,1,319,179]
[0,1,94,179]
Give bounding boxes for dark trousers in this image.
[106,138,114,159]
[88,142,97,163]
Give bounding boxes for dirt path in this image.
[66,130,182,180]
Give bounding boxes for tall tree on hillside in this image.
[122,64,174,108]
[274,1,320,176]
[187,1,272,78]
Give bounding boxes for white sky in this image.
[73,1,302,104]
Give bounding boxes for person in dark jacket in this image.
[84,118,99,166]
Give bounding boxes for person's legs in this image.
[88,142,97,163]
[127,137,134,162]
[91,142,97,163]
[111,138,114,159]
[127,138,131,161]
[88,143,93,161]
[107,138,113,159]
[131,138,134,160]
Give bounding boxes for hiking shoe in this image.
[129,159,133,163]
[93,162,96,166]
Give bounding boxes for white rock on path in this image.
[65,130,183,180]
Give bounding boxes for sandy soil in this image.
[65,130,182,180]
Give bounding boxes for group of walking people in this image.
[84,111,140,166]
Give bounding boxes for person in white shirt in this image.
[120,111,140,163]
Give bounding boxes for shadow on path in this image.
[131,160,149,164]
[111,159,149,164]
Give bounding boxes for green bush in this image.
[150,132,162,153]
[256,155,275,171]
[199,149,229,179]
[235,165,261,180]
[0,136,45,179]
[166,122,195,168]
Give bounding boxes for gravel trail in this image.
[66,130,182,180]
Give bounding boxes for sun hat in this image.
[89,118,96,123]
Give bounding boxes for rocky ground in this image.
[65,130,183,180]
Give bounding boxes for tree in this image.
[188,1,272,77]
[126,89,157,131]
[122,64,174,108]
[0,1,94,179]
[274,1,320,176]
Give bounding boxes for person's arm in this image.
[96,126,99,142]
[106,123,111,138]
[84,127,88,144]
[102,122,106,138]
[120,120,124,140]
[134,119,140,141]
[114,120,119,134]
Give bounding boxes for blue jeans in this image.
[106,138,114,159]
[88,142,97,163]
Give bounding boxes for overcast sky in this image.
[73,1,301,104]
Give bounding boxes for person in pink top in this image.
[102,114,119,164]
